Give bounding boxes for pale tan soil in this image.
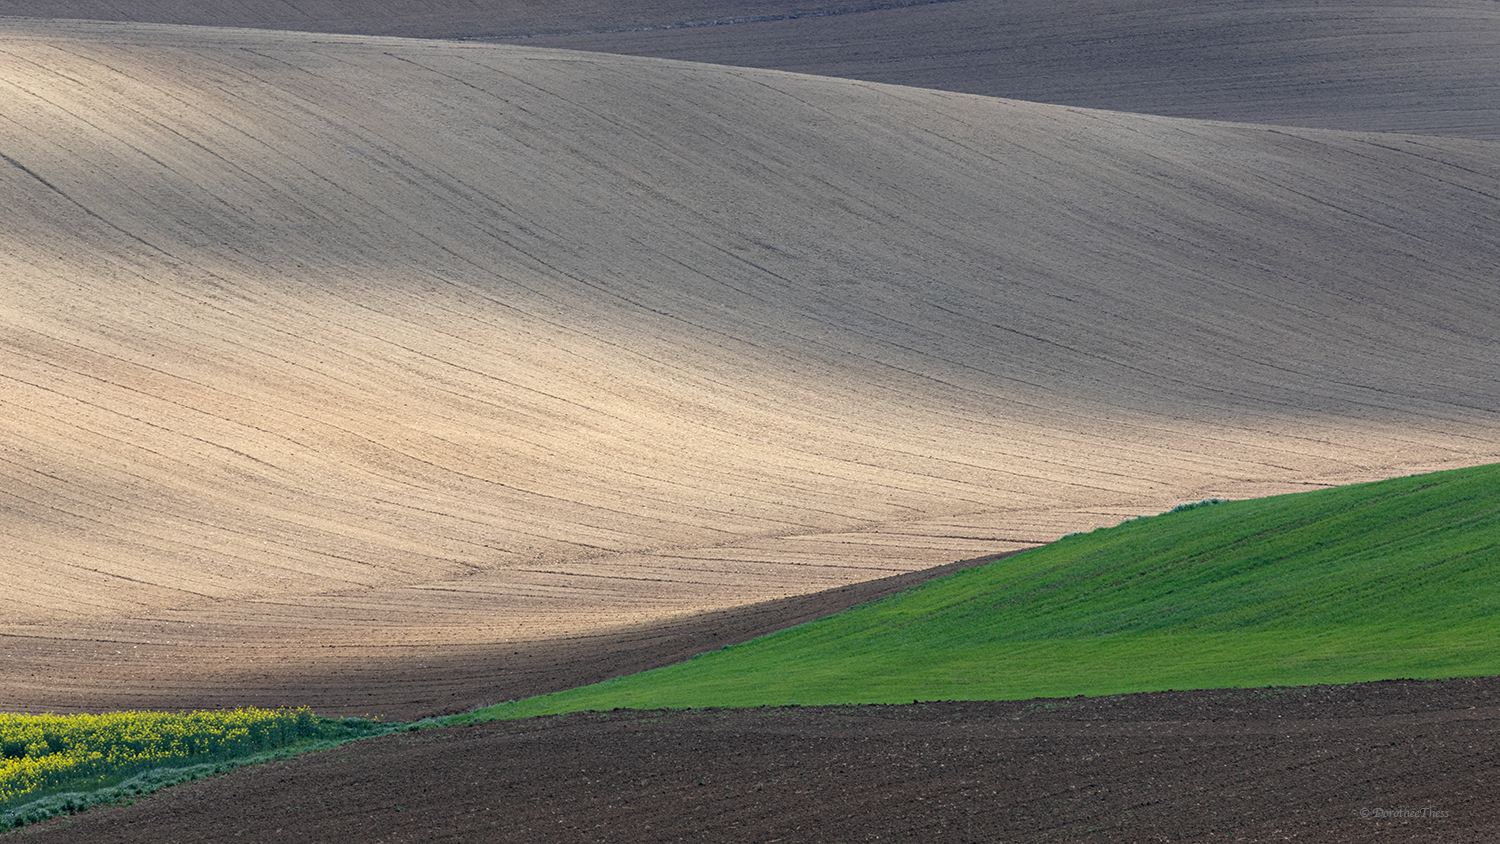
[2,19,1499,713]
[3,7,1499,841]
[0,553,1019,720]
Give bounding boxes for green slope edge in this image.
[452,464,1500,722]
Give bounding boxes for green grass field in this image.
[452,463,1500,722]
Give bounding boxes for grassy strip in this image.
[1,710,397,829]
[451,463,1500,722]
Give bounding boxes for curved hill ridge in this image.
[519,0,1500,140]
[4,0,1498,139]
[1,20,1498,712]
[0,0,817,37]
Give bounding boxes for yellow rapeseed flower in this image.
[1,708,319,811]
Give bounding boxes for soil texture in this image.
[5,20,1499,716]
[0,554,1019,721]
[28,676,1500,842]
[3,5,1499,841]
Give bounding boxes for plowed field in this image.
[3,1,1499,839]
[8,0,1498,136]
[4,17,1498,715]
[32,677,1500,843]
[514,0,1500,139]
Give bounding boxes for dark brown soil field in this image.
[29,676,1500,842]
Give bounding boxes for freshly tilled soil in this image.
[0,553,1016,721]
[5,4,1500,841]
[29,676,1500,842]
[6,20,1500,719]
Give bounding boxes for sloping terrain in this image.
[3,19,1499,715]
[464,464,1500,718]
[4,4,1499,841]
[519,0,1500,140]
[5,0,1498,138]
[0,0,819,38]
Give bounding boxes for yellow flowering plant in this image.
[0,708,322,809]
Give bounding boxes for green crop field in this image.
[453,463,1500,722]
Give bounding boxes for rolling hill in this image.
[5,2,1500,840]
[1,17,1498,716]
[459,463,1500,718]
[5,0,1498,139]
[518,0,1500,140]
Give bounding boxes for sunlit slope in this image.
[462,463,1500,718]
[2,21,1499,707]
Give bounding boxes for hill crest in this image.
[2,19,1498,713]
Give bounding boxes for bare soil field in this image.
[2,18,1499,714]
[516,0,1500,140]
[5,0,1497,138]
[2,2,1498,840]
[1,552,1019,721]
[30,676,1500,843]
[0,0,837,38]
